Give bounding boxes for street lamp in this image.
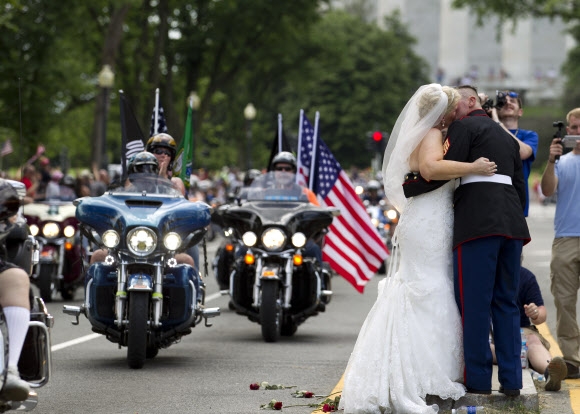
[243,103,257,170]
[98,64,115,169]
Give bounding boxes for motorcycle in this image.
[63,173,220,369]
[23,200,83,302]
[213,171,339,342]
[364,200,398,274]
[0,180,52,412]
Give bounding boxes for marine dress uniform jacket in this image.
[443,109,530,247]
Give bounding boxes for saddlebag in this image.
[161,265,196,327]
[19,297,52,385]
[86,263,117,325]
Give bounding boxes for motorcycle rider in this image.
[268,152,322,262]
[0,180,31,402]
[362,179,383,206]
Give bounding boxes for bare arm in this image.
[417,128,496,181]
[540,138,561,197]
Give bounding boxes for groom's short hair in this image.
[456,85,479,97]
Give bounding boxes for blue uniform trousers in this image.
[453,236,523,391]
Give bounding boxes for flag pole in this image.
[296,110,304,184]
[277,113,283,153]
[153,88,160,136]
[308,112,320,190]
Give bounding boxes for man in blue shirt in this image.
[489,91,539,217]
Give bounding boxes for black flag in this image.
[119,90,145,179]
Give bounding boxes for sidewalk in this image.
[426,365,538,412]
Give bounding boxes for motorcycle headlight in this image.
[42,222,60,238]
[127,227,157,256]
[102,230,120,248]
[386,209,398,220]
[242,231,257,247]
[163,232,181,251]
[63,225,76,238]
[29,224,39,237]
[371,218,379,227]
[291,232,306,248]
[262,228,286,250]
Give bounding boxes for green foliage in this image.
[0,1,429,174]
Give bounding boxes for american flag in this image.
[297,113,389,292]
[149,105,168,137]
[0,139,13,157]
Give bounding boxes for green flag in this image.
[174,103,193,188]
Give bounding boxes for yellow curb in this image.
[311,374,344,414]
[537,322,580,412]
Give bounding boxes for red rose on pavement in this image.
[322,403,336,412]
[304,391,314,398]
[250,383,260,390]
[273,401,283,410]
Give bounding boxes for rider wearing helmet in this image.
[363,179,383,206]
[270,152,322,263]
[128,151,160,175]
[146,133,186,196]
[270,152,319,205]
[0,179,32,402]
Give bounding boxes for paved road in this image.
[31,202,576,413]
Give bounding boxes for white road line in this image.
[52,291,224,352]
[51,333,101,351]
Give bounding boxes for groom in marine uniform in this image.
[443,85,531,396]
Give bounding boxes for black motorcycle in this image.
[213,172,338,342]
[0,180,52,412]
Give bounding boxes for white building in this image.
[335,0,573,103]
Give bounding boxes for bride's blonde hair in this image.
[417,85,460,120]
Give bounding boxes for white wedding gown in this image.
[340,181,465,413]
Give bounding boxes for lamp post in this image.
[243,103,256,170]
[98,64,115,169]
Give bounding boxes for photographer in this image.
[481,91,538,216]
[540,107,580,380]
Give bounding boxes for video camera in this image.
[482,90,512,112]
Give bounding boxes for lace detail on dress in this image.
[340,182,465,414]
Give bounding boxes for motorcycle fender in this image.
[259,266,281,281]
[127,273,153,291]
[39,245,58,262]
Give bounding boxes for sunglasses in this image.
[503,91,519,98]
[152,148,172,156]
[275,166,293,172]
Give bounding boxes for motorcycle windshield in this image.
[245,172,310,203]
[108,173,183,197]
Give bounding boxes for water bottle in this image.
[452,406,484,413]
[520,328,528,369]
[530,369,545,382]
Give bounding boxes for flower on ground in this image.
[291,390,314,398]
[250,383,260,390]
[250,381,296,390]
[260,399,283,410]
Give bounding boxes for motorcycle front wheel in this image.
[37,264,57,303]
[127,292,149,369]
[260,280,282,343]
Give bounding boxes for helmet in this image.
[0,179,20,222]
[128,151,159,175]
[146,133,177,161]
[243,169,262,186]
[271,151,297,172]
[366,180,381,192]
[62,175,75,187]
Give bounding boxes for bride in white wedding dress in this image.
[340,84,497,414]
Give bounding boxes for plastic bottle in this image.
[452,406,484,413]
[520,328,528,369]
[530,369,545,382]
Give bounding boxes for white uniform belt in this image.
[460,174,512,185]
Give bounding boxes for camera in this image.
[482,90,508,112]
[562,135,580,148]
